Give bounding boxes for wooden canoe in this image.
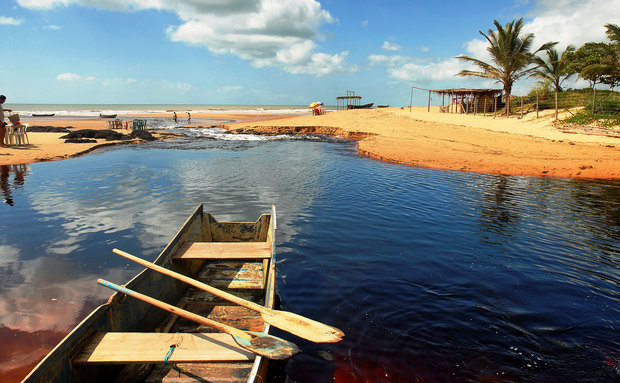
[99,114,117,118]
[23,204,278,383]
[348,103,374,109]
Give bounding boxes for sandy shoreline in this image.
[1,108,619,179]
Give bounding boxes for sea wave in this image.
[10,104,330,117]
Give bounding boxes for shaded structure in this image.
[336,90,362,111]
[429,88,503,114]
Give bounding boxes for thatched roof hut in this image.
[430,88,503,114]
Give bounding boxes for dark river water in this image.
[0,136,618,382]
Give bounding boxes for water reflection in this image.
[0,164,28,206]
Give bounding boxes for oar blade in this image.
[232,331,300,360]
[261,310,344,343]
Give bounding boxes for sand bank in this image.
[227,107,620,179]
[1,108,619,179]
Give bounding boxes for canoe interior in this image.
[23,204,276,383]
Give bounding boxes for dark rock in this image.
[64,138,97,144]
[130,129,156,141]
[28,126,71,133]
[60,129,131,141]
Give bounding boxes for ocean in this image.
[8,103,326,117]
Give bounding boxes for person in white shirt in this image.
[0,95,13,148]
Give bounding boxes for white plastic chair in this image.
[17,123,29,145]
[5,123,29,145]
[4,124,17,145]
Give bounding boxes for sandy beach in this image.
[1,108,619,179]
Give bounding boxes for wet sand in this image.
[1,108,619,179]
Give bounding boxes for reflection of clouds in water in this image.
[172,141,326,241]
[0,250,135,332]
[28,171,184,256]
[9,140,330,333]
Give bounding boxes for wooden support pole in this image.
[520,96,524,119]
[427,90,431,112]
[555,91,558,120]
[494,96,497,118]
[474,95,477,116]
[483,98,487,117]
[536,92,539,119]
[409,86,413,112]
[592,87,597,114]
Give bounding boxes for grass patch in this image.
[558,111,620,128]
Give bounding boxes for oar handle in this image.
[112,248,265,313]
[97,279,250,340]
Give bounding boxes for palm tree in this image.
[456,18,556,115]
[530,45,576,92]
[605,23,620,45]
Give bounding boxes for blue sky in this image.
[1,0,618,106]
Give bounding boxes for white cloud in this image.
[43,24,62,30]
[56,72,82,81]
[420,46,430,52]
[0,16,22,25]
[18,0,351,76]
[361,19,368,27]
[525,0,618,50]
[388,57,470,83]
[381,41,402,51]
[369,54,472,83]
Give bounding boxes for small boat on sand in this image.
[348,103,374,109]
[99,114,117,118]
[32,113,55,117]
[23,204,282,383]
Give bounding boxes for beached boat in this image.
[348,103,374,109]
[23,204,280,383]
[32,113,55,117]
[99,114,117,118]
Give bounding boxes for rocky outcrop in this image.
[226,125,376,140]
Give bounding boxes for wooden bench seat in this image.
[174,242,271,260]
[196,261,265,290]
[73,332,255,364]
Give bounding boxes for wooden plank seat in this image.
[196,261,266,290]
[174,242,272,260]
[73,332,255,364]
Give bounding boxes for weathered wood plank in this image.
[73,333,255,364]
[174,242,272,260]
[146,362,254,383]
[197,261,264,289]
[173,305,264,333]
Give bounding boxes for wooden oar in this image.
[97,279,299,360]
[112,248,344,343]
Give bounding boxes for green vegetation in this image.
[560,111,620,128]
[531,45,575,91]
[456,18,555,115]
[455,19,620,126]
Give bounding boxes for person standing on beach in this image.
[1,95,13,148]
[187,111,191,124]
[173,111,177,123]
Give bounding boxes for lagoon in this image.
[0,136,618,382]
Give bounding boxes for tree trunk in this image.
[504,83,512,116]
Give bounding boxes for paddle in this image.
[112,248,344,343]
[97,279,299,360]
